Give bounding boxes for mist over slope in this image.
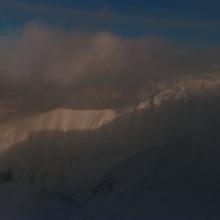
[0,76,220,188]
[1,78,220,219]
[0,108,117,154]
[0,74,220,153]
[1,23,220,219]
[0,74,220,219]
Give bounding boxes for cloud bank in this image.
[0,22,174,86]
[0,22,219,110]
[0,22,220,112]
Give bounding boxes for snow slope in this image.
[1,75,220,219]
[0,75,220,154]
[138,75,220,108]
[0,108,117,154]
[1,182,220,220]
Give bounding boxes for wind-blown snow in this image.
[137,75,220,108]
[0,108,117,153]
[1,75,220,154]
[1,76,220,219]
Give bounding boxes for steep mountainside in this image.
[0,108,117,154]
[1,76,220,219]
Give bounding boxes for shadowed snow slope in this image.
[0,108,117,154]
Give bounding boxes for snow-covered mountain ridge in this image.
[0,75,220,154]
[0,108,117,153]
[137,75,220,109]
[0,75,220,219]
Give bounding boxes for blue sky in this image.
[0,0,220,45]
